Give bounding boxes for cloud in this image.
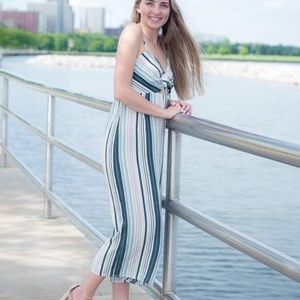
[69,0,105,7]
[261,0,286,9]
[261,0,300,12]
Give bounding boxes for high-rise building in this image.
[56,0,74,33]
[0,10,39,32]
[79,6,105,33]
[28,2,58,32]
[28,0,74,33]
[104,26,123,37]
[0,3,3,27]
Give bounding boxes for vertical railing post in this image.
[0,78,8,167]
[162,128,182,296]
[44,94,55,218]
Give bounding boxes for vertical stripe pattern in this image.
[90,50,173,286]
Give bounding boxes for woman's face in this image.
[137,0,171,30]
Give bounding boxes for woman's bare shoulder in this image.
[119,23,143,47]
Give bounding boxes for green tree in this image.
[0,28,34,49]
[88,40,104,52]
[36,34,55,50]
[71,34,88,52]
[217,38,230,55]
[239,46,249,56]
[218,46,229,55]
[206,45,215,54]
[54,34,69,51]
[103,37,117,52]
[204,42,217,54]
[229,43,239,54]
[0,28,11,47]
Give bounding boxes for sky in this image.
[1,0,299,46]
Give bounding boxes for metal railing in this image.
[1,68,300,300]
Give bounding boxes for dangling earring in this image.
[159,27,163,37]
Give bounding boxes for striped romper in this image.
[90,44,174,286]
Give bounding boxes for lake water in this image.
[1,56,300,299]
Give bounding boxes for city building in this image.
[0,3,3,27]
[28,2,58,33]
[104,26,123,37]
[0,10,39,32]
[79,6,105,34]
[57,0,74,34]
[28,0,74,33]
[104,19,130,37]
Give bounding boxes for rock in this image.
[26,55,300,86]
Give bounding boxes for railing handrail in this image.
[0,69,111,111]
[1,68,300,300]
[1,68,300,168]
[168,115,300,168]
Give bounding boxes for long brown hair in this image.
[132,0,204,100]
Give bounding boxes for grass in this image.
[204,54,300,63]
[2,49,300,63]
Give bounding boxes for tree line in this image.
[0,26,299,56]
[201,39,300,56]
[0,26,118,52]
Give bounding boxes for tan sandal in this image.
[60,283,93,300]
[60,284,80,300]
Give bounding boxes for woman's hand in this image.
[164,103,182,119]
[169,100,192,115]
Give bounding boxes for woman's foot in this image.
[70,284,93,300]
[63,272,105,299]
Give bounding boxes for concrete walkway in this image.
[0,160,155,300]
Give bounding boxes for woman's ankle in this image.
[79,284,94,300]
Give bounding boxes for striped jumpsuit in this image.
[90,45,174,286]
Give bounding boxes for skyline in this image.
[0,0,299,46]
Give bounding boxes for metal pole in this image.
[162,129,182,296]
[44,94,55,218]
[0,78,8,167]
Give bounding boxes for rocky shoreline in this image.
[26,54,300,86]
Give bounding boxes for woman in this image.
[61,0,203,299]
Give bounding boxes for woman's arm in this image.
[114,24,181,119]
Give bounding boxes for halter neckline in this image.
[143,39,168,74]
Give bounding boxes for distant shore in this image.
[203,60,300,86]
[26,54,300,86]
